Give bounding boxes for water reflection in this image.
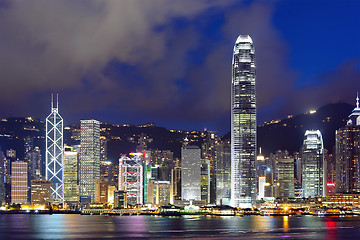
[325,218,338,240]
[0,215,359,239]
[283,216,289,231]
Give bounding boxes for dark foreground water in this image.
[1,214,360,239]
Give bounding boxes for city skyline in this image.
[0,1,359,135]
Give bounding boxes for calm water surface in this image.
[1,214,360,239]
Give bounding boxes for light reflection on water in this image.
[0,214,359,239]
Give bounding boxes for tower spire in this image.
[51,93,54,110]
[56,94,59,109]
[356,92,359,109]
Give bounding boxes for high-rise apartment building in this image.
[336,94,360,193]
[302,130,325,197]
[79,119,100,203]
[64,146,79,204]
[231,35,257,207]
[11,161,28,204]
[181,145,201,201]
[45,94,64,203]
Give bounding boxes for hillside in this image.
[257,102,353,155]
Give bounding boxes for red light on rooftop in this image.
[327,183,336,187]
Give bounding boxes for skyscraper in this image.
[45,94,64,203]
[215,140,231,205]
[181,145,201,201]
[30,179,51,206]
[231,35,256,207]
[11,161,28,204]
[201,159,210,203]
[336,94,360,193]
[277,157,295,199]
[79,119,100,203]
[0,151,6,205]
[63,145,79,204]
[301,130,325,197]
[118,154,144,205]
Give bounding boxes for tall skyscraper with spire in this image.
[231,35,257,207]
[336,93,360,193]
[45,94,64,204]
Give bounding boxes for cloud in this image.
[0,0,313,133]
[0,0,234,108]
[284,58,360,114]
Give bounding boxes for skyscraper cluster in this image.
[0,35,359,210]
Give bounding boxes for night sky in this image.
[0,0,359,135]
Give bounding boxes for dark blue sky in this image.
[0,0,359,135]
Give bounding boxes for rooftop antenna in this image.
[56,94,59,109]
[51,93,54,110]
[356,92,359,109]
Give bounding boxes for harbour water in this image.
[1,214,360,239]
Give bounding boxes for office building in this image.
[231,35,257,207]
[29,147,42,180]
[118,153,143,205]
[181,145,201,201]
[336,94,360,193]
[147,180,171,205]
[302,130,325,197]
[63,146,79,204]
[100,136,107,162]
[95,179,108,204]
[201,131,218,203]
[201,159,210,203]
[0,151,5,204]
[256,149,266,200]
[170,161,181,204]
[79,119,100,202]
[11,161,28,204]
[114,190,127,208]
[278,157,295,199]
[215,140,231,205]
[45,94,64,203]
[30,180,51,206]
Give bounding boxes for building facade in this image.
[148,180,171,205]
[118,154,143,206]
[30,180,51,206]
[201,159,210,203]
[278,157,295,199]
[79,119,100,202]
[215,140,231,205]
[45,94,64,203]
[336,94,360,193]
[63,146,79,204]
[231,35,257,207]
[0,151,5,204]
[302,130,325,197]
[11,161,28,204]
[181,145,201,201]
[95,179,108,204]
